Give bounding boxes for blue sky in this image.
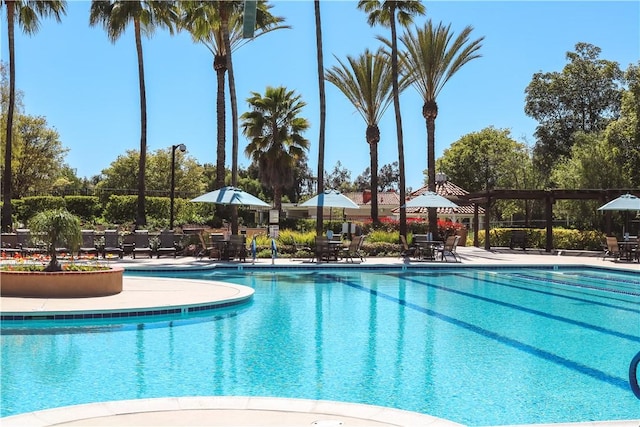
[3,1,639,191]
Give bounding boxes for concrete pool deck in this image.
[1,246,638,426]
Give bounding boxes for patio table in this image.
[618,241,638,261]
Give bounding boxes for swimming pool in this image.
[2,266,639,425]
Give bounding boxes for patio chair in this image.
[437,235,461,263]
[227,234,247,262]
[314,236,333,262]
[103,230,123,259]
[602,236,620,261]
[400,235,420,259]
[355,234,366,262]
[78,230,99,258]
[342,235,365,263]
[133,230,153,259]
[156,229,177,258]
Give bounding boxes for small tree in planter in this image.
[29,209,82,272]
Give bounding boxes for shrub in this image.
[475,228,606,250]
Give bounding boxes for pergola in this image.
[462,189,640,252]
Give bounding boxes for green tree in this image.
[90,0,178,227]
[241,86,310,211]
[551,132,631,229]
[6,115,68,198]
[378,161,399,191]
[524,43,624,180]
[325,161,354,193]
[29,208,81,272]
[358,0,425,238]
[397,19,483,238]
[1,0,66,231]
[437,127,538,223]
[96,148,207,197]
[437,128,528,193]
[325,47,403,224]
[604,62,640,187]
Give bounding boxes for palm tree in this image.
[90,0,178,227]
[180,0,288,233]
[326,48,408,224]
[357,0,425,239]
[1,0,66,232]
[398,20,483,237]
[313,0,326,237]
[29,208,81,272]
[241,86,310,212]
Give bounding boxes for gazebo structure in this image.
[462,188,640,251]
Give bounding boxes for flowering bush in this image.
[437,219,464,239]
[0,253,111,272]
[361,217,464,239]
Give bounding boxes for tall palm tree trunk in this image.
[426,112,437,237]
[390,6,407,239]
[314,0,326,236]
[134,18,147,227]
[224,11,240,235]
[214,54,226,191]
[2,1,16,232]
[367,125,380,224]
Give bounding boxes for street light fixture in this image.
[170,143,186,230]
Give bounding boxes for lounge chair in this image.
[103,230,123,259]
[156,229,177,258]
[122,233,135,257]
[509,229,527,250]
[602,236,620,261]
[290,235,312,261]
[16,228,42,256]
[197,232,219,260]
[1,233,22,256]
[78,230,99,258]
[437,235,461,262]
[133,230,153,259]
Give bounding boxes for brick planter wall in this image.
[0,267,124,298]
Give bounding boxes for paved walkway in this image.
[1,246,638,426]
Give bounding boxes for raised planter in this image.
[0,267,124,298]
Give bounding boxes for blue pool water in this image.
[2,266,639,426]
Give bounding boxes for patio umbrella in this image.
[299,189,359,225]
[402,191,459,209]
[190,186,270,208]
[299,189,360,209]
[597,193,640,211]
[597,193,640,236]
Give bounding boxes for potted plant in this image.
[0,209,123,298]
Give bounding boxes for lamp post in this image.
[170,143,186,230]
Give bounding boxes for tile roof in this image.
[394,181,485,215]
[345,191,401,206]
